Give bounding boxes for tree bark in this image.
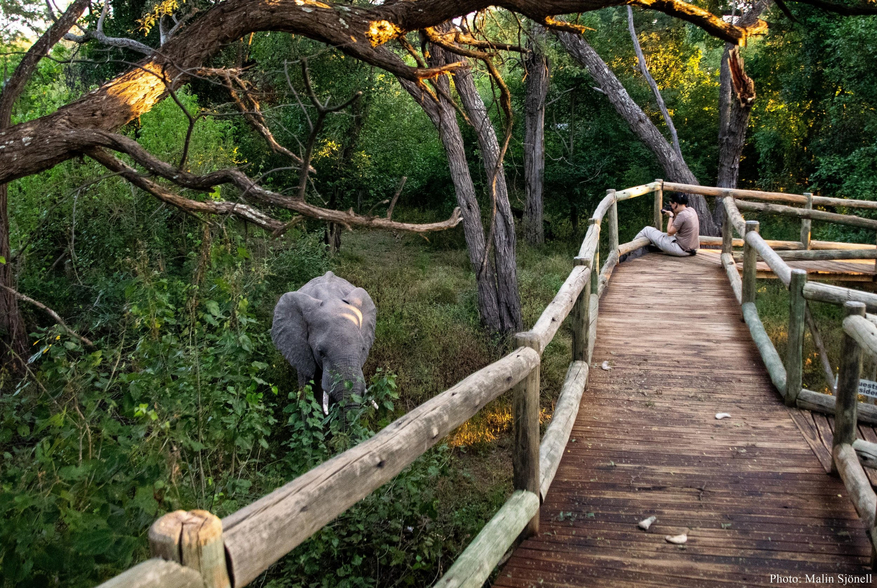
[452,66,523,333]
[714,1,766,225]
[399,53,503,333]
[555,29,719,235]
[523,26,550,246]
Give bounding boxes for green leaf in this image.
[0,255,5,264]
[74,528,115,556]
[205,300,221,317]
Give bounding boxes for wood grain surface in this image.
[494,253,873,587]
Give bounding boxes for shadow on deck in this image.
[495,253,874,587]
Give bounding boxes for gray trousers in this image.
[635,226,690,257]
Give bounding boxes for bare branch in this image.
[194,67,313,171]
[0,284,95,347]
[82,131,463,234]
[88,148,289,233]
[386,176,407,220]
[627,6,681,159]
[64,3,155,55]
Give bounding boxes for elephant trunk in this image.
[322,360,366,413]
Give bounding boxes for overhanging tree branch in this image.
[0,0,757,186]
[81,131,463,234]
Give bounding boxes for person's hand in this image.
[662,209,674,217]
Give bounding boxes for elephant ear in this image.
[344,287,376,353]
[271,291,322,383]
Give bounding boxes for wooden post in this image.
[801,192,812,249]
[833,301,866,474]
[722,211,733,255]
[607,189,619,256]
[742,221,759,304]
[149,510,231,588]
[588,218,600,278]
[572,257,591,363]
[512,332,541,537]
[654,179,663,230]
[785,269,807,406]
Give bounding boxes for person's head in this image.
[668,193,689,212]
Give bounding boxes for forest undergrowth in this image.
[0,220,577,588]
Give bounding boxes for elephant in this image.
[271,271,376,414]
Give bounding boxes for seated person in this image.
[634,193,699,256]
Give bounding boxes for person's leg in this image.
[635,226,688,256]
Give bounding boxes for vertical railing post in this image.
[722,210,733,255]
[785,269,807,406]
[572,257,591,363]
[589,219,600,364]
[607,189,619,257]
[654,179,663,230]
[742,220,760,304]
[801,192,813,249]
[513,332,541,537]
[833,301,866,474]
[589,218,600,277]
[149,510,231,588]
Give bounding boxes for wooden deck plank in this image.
[494,253,873,587]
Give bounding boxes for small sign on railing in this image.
[858,379,877,399]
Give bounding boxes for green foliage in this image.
[262,372,454,587]
[0,242,279,586]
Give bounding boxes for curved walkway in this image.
[495,253,873,587]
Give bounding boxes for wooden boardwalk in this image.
[495,253,874,587]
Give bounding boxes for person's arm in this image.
[666,214,678,236]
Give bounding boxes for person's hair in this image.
[669,193,690,206]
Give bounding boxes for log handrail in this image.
[664,181,877,210]
[736,199,877,232]
[222,346,540,587]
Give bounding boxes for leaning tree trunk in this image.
[398,56,503,333]
[555,29,719,236]
[452,67,523,333]
[523,26,549,246]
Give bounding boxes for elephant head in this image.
[271,272,376,413]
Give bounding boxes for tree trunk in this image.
[398,52,503,333]
[523,26,549,246]
[555,29,719,236]
[0,187,26,370]
[714,1,766,225]
[452,67,523,333]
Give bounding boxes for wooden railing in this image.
[96,180,877,587]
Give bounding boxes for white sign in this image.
[858,379,877,398]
